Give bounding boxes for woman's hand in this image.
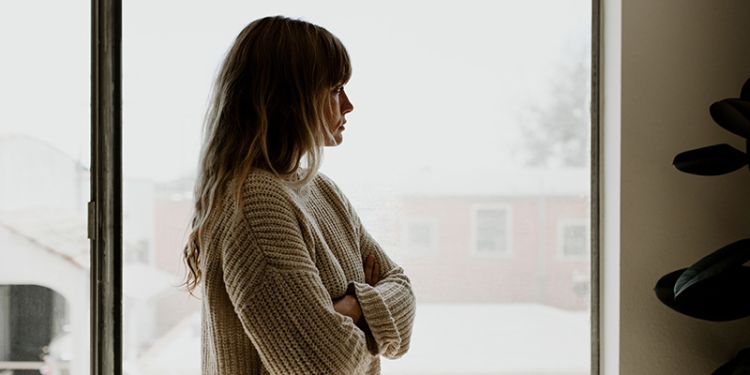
[333,255,381,324]
[333,294,362,323]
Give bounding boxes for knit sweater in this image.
[200,170,416,374]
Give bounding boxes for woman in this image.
[183,16,416,375]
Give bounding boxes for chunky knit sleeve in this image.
[221,177,373,375]
[348,226,417,359]
[324,179,417,359]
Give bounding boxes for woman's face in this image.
[324,85,354,146]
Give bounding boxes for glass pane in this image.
[476,209,510,254]
[0,2,91,374]
[563,223,588,257]
[124,1,591,374]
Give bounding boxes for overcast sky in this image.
[1,0,590,183]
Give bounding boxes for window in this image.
[401,216,439,256]
[472,206,512,256]
[3,0,597,373]
[559,220,589,259]
[120,1,594,373]
[0,285,71,375]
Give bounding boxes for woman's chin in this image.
[325,134,344,147]
[334,128,346,144]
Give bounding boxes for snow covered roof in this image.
[0,209,89,269]
[123,263,178,300]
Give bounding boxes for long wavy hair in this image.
[183,16,352,293]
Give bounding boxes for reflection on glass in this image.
[124,1,591,374]
[0,2,91,374]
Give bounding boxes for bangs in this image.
[318,28,352,87]
[332,40,352,85]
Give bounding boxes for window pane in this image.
[402,217,439,255]
[0,2,91,374]
[124,1,592,374]
[475,208,510,254]
[563,223,589,257]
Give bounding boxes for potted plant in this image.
[655,77,750,374]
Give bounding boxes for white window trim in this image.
[601,0,621,371]
[470,204,513,258]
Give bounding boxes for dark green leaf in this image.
[673,144,746,175]
[712,348,750,375]
[655,269,684,307]
[655,267,750,321]
[710,99,750,138]
[675,238,750,297]
[741,77,750,100]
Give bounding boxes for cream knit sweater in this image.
[200,170,416,374]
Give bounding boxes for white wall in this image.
[620,1,750,374]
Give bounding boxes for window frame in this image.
[91,0,123,374]
[89,1,602,373]
[591,0,602,373]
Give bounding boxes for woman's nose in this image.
[341,91,354,114]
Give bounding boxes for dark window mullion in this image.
[91,0,122,374]
[591,0,602,374]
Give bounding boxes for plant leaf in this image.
[710,99,750,139]
[673,144,747,175]
[711,347,750,375]
[741,77,750,100]
[655,267,750,321]
[675,238,750,297]
[655,269,685,306]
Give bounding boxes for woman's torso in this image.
[200,171,380,374]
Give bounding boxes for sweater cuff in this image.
[348,281,401,356]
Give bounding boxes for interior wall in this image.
[620,1,750,374]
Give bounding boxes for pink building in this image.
[345,168,591,310]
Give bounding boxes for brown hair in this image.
[183,16,352,293]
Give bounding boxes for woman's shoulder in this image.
[234,169,300,211]
[310,172,357,214]
[244,168,328,190]
[312,171,337,190]
[241,168,306,193]
[238,169,348,208]
[311,172,347,200]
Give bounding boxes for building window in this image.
[401,216,439,256]
[559,220,588,259]
[472,206,512,256]
[0,285,71,374]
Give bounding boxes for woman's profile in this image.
[183,15,416,374]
